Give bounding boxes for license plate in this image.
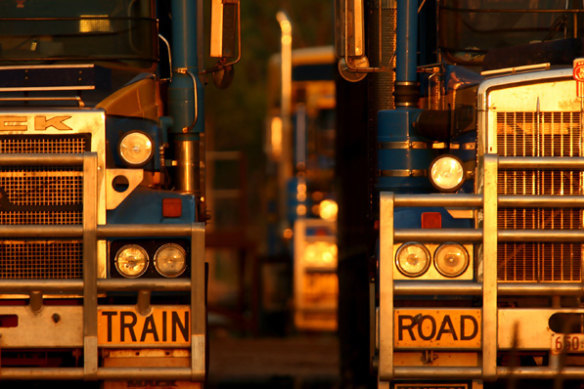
[98,306,190,347]
[394,309,481,349]
[551,333,584,355]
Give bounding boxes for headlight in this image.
[434,243,469,277]
[395,243,431,277]
[154,243,187,277]
[115,244,149,278]
[119,131,153,166]
[429,155,464,192]
[319,199,338,221]
[304,241,337,267]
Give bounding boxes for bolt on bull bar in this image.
[379,154,584,384]
[0,152,206,381]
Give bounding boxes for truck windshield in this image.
[439,0,582,65]
[0,0,157,69]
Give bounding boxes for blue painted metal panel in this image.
[378,108,436,192]
[107,187,196,225]
[394,207,472,229]
[396,0,419,83]
[168,0,204,135]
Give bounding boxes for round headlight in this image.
[119,131,153,166]
[115,244,149,278]
[395,243,431,277]
[429,155,464,192]
[154,243,187,278]
[434,243,469,278]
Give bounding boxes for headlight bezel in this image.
[110,240,190,279]
[393,242,474,280]
[118,130,154,167]
[114,244,150,279]
[395,242,431,277]
[429,154,465,192]
[433,242,470,278]
[153,243,188,278]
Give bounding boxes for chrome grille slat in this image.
[496,111,582,283]
[0,135,87,280]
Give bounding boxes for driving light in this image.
[154,243,187,277]
[395,243,431,277]
[434,243,469,277]
[115,244,149,278]
[119,131,153,166]
[429,155,464,192]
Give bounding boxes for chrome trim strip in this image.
[379,141,429,149]
[0,86,94,92]
[380,169,426,177]
[0,64,95,70]
[450,142,476,150]
[431,142,447,149]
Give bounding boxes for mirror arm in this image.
[158,33,173,81]
[175,67,199,131]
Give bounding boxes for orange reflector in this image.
[162,198,182,218]
[421,212,441,229]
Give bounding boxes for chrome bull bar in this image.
[378,154,584,386]
[0,153,206,381]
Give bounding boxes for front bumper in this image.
[0,153,206,381]
[378,154,584,385]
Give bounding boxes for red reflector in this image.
[421,212,442,229]
[162,198,182,218]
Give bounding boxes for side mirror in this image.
[335,0,368,82]
[335,0,391,82]
[210,0,240,88]
[335,0,365,58]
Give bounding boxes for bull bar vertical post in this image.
[482,154,498,380]
[379,192,394,384]
[82,152,99,379]
[191,223,206,379]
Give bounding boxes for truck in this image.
[335,0,584,388]
[0,0,239,388]
[264,15,338,332]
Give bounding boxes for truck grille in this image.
[0,135,88,279]
[496,112,582,282]
[0,241,82,279]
